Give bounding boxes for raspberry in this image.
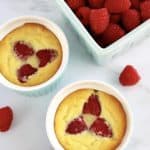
[17,64,37,83]
[88,0,104,8]
[100,23,125,47]
[36,49,58,67]
[14,41,34,61]
[122,9,141,31]
[90,118,113,137]
[89,8,110,35]
[110,14,121,23]
[105,0,131,13]
[0,106,13,132]
[65,0,85,10]
[82,94,101,116]
[95,37,105,48]
[119,65,141,86]
[76,7,91,26]
[140,0,150,21]
[66,116,87,134]
[131,0,140,9]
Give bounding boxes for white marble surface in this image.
[0,0,150,150]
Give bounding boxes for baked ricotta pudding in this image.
[55,89,127,150]
[0,23,62,86]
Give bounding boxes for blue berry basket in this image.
[56,0,150,65]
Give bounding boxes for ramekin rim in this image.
[0,15,69,92]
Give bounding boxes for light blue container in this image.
[56,0,150,65]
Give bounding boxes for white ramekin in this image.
[0,16,69,96]
[46,80,132,150]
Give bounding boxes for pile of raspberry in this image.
[65,0,150,48]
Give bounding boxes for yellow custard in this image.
[0,23,62,86]
[55,89,127,150]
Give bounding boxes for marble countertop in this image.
[0,0,150,150]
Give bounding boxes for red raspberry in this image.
[110,14,121,23]
[82,94,101,116]
[88,0,104,8]
[122,9,141,31]
[100,23,125,47]
[131,0,140,9]
[66,116,87,134]
[119,65,141,86]
[65,0,85,10]
[89,8,110,35]
[90,118,113,137]
[76,7,91,26]
[140,0,150,21]
[36,49,58,67]
[105,0,131,13]
[14,41,34,61]
[17,64,37,83]
[0,106,13,132]
[95,37,106,48]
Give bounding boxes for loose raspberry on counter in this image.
[104,0,131,13]
[122,9,141,31]
[0,106,13,132]
[89,8,110,35]
[119,65,141,86]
